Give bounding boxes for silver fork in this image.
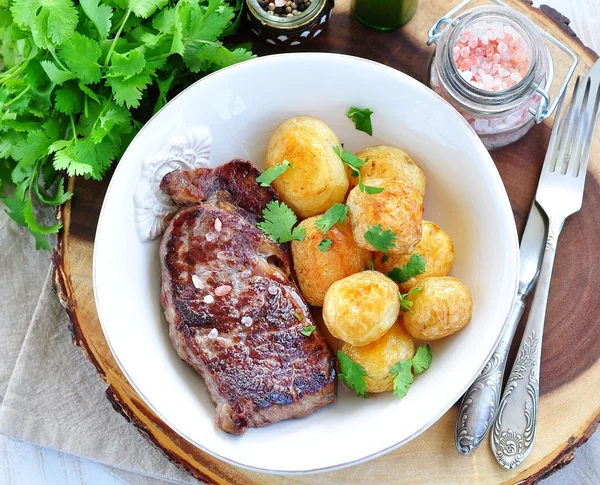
[491,64,600,470]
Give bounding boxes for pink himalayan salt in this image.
[454,20,530,92]
[453,45,460,61]
[214,285,232,296]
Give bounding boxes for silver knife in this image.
[455,200,546,455]
[491,60,600,469]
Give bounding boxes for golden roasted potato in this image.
[347,177,424,254]
[291,217,371,306]
[265,117,348,219]
[348,145,426,195]
[403,277,472,340]
[322,271,400,347]
[374,221,455,291]
[341,321,415,393]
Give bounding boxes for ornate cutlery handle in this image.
[491,218,562,470]
[455,297,526,455]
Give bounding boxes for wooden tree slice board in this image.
[52,1,600,483]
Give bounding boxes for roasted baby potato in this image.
[347,177,424,254]
[322,271,400,347]
[374,221,455,291]
[349,145,426,195]
[265,117,348,219]
[341,321,415,393]
[291,217,371,306]
[403,276,472,340]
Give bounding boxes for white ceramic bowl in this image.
[94,53,519,474]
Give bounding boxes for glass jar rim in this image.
[246,0,324,28]
[434,5,549,115]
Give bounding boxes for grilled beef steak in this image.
[159,160,336,434]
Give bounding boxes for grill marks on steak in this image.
[160,160,336,434]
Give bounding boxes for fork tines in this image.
[549,73,600,179]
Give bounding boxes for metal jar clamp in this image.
[426,0,577,123]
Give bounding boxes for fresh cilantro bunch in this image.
[0,0,253,249]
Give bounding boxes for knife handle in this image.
[491,219,561,469]
[455,296,526,455]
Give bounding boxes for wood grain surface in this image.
[51,1,600,483]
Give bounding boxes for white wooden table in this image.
[1,1,598,484]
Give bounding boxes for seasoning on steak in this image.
[159,159,336,434]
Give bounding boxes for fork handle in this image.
[491,217,563,470]
[455,296,525,455]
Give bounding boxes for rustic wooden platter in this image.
[52,0,600,483]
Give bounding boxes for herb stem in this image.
[69,114,77,141]
[3,85,32,108]
[146,53,169,62]
[49,47,69,72]
[0,61,28,85]
[104,8,132,67]
[183,38,219,47]
[110,10,129,35]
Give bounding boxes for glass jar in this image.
[352,0,418,31]
[245,0,335,46]
[429,6,551,149]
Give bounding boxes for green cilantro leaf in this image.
[337,350,369,398]
[317,239,332,252]
[315,203,348,234]
[390,345,433,399]
[399,287,422,313]
[412,345,432,375]
[2,197,27,227]
[257,201,306,243]
[11,0,78,48]
[364,225,396,252]
[347,107,374,136]
[40,60,75,85]
[50,140,95,177]
[59,33,102,84]
[386,254,427,283]
[184,42,254,73]
[255,160,293,187]
[333,146,364,172]
[128,0,169,18]
[105,71,152,108]
[187,0,235,42]
[390,361,413,399]
[35,178,72,206]
[107,48,146,80]
[80,0,113,39]
[358,182,384,194]
[300,325,316,337]
[23,197,62,235]
[333,147,382,194]
[381,254,389,264]
[54,83,84,115]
